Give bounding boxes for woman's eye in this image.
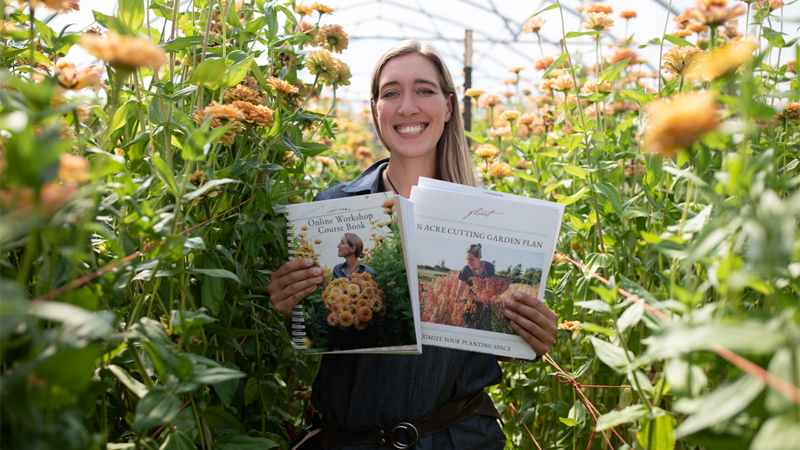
[419,88,434,95]
[382,91,398,98]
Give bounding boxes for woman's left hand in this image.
[504,291,558,356]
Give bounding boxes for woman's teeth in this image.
[397,124,425,135]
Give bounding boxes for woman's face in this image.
[373,53,453,165]
[337,235,355,258]
[466,253,481,270]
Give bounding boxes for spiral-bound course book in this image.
[284,192,422,354]
[410,178,565,360]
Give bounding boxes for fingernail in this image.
[305,259,313,265]
[514,291,523,299]
[313,268,322,275]
[504,298,513,306]
[504,309,512,317]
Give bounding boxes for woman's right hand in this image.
[268,259,324,315]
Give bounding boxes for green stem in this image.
[656,0,675,97]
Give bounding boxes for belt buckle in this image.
[390,422,419,449]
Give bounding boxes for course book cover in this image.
[285,192,421,354]
[410,181,564,360]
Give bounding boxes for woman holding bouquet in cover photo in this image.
[456,243,496,331]
[269,40,559,449]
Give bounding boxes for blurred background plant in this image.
[1,0,799,449]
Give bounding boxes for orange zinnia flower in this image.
[643,91,720,156]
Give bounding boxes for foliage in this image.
[1,0,799,450]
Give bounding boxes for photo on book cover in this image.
[288,193,417,353]
[417,235,546,335]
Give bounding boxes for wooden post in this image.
[463,29,473,134]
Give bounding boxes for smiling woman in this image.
[268,40,559,450]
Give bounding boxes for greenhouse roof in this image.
[45,0,792,106]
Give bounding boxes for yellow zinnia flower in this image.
[584,3,613,14]
[81,31,166,70]
[661,46,704,76]
[268,76,300,94]
[522,17,545,34]
[582,12,614,31]
[464,88,485,98]
[643,91,720,157]
[499,110,521,121]
[508,66,524,73]
[684,40,757,81]
[315,24,349,53]
[487,161,513,178]
[311,2,333,14]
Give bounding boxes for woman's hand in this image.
[503,291,558,357]
[268,259,324,315]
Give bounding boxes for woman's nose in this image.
[397,92,419,116]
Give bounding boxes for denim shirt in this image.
[310,158,505,450]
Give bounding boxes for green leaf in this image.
[204,406,245,433]
[751,415,800,450]
[160,430,196,450]
[28,301,114,340]
[663,34,695,48]
[222,56,253,89]
[37,346,100,394]
[566,30,601,39]
[590,182,623,218]
[559,417,580,427]
[617,302,644,332]
[638,413,676,450]
[215,435,279,450]
[118,0,145,31]
[108,99,140,136]
[132,387,182,430]
[596,405,649,431]
[543,54,570,79]
[108,364,148,398]
[599,58,632,84]
[464,130,486,144]
[638,37,662,49]
[211,363,241,407]
[563,165,587,179]
[590,337,633,373]
[557,187,588,206]
[643,322,785,360]
[575,300,611,313]
[765,347,800,414]
[187,268,240,283]
[675,375,765,437]
[531,4,558,17]
[190,58,228,90]
[33,19,56,48]
[182,178,240,202]
[190,366,245,384]
[161,36,205,52]
[244,377,259,405]
[149,156,180,197]
[621,90,655,104]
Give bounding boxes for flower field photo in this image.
[1,0,799,449]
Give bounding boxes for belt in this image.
[291,391,500,450]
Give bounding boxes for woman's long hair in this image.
[370,40,478,187]
[343,232,364,258]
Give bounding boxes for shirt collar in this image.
[342,158,390,195]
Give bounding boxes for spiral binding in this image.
[284,215,309,350]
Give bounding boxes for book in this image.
[285,192,422,354]
[410,178,565,360]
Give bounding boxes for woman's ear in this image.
[371,100,379,129]
[445,93,454,122]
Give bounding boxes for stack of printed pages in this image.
[285,179,564,359]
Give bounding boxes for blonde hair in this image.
[370,40,478,187]
[344,233,364,258]
[466,243,482,258]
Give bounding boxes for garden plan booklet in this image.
[285,192,422,354]
[410,179,564,360]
